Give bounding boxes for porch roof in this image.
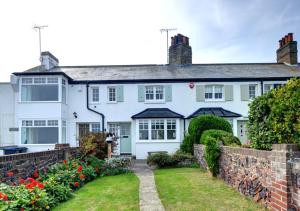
[186,107,242,119]
[131,108,184,119]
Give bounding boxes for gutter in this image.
[86,83,105,132]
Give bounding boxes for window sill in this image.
[136,140,180,143]
[144,101,166,104]
[19,101,61,103]
[19,144,57,146]
[204,99,225,102]
[107,101,117,104]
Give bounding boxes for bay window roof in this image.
[187,107,242,119]
[132,108,184,119]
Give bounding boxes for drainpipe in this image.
[183,118,186,137]
[260,79,264,95]
[86,83,105,132]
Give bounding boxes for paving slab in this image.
[131,160,165,211]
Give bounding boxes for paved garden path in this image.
[132,160,165,211]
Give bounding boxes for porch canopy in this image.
[132,108,184,119]
[186,107,242,119]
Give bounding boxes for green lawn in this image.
[53,173,139,211]
[154,168,265,211]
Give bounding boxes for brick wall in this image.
[194,144,300,211]
[0,147,80,183]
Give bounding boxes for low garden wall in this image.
[194,144,300,211]
[0,147,80,183]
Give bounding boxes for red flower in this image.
[0,192,3,199]
[74,182,79,187]
[37,183,44,189]
[63,160,68,165]
[80,174,85,180]
[19,178,25,185]
[20,208,24,211]
[32,170,39,178]
[26,183,34,189]
[27,177,35,183]
[95,167,99,173]
[3,194,8,201]
[7,171,14,177]
[77,165,83,173]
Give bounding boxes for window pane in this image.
[91,123,101,132]
[22,78,32,84]
[92,88,99,102]
[34,120,46,126]
[155,86,164,100]
[62,86,66,103]
[139,120,148,140]
[48,120,58,126]
[249,85,256,99]
[145,86,154,100]
[21,85,59,101]
[167,120,176,139]
[34,78,46,84]
[205,85,213,99]
[21,127,58,144]
[151,120,164,140]
[47,78,58,84]
[62,127,66,143]
[108,87,116,102]
[264,84,272,93]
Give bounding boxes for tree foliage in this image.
[248,78,300,150]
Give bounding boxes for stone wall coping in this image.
[272,144,299,152]
[0,148,72,163]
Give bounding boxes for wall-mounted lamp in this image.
[73,112,78,118]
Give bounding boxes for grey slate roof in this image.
[187,107,242,119]
[132,108,184,119]
[15,63,300,82]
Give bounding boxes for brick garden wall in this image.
[194,144,300,211]
[0,147,80,183]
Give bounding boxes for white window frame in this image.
[249,84,257,100]
[20,119,62,145]
[137,119,179,142]
[19,76,66,103]
[263,83,285,93]
[107,86,117,103]
[91,87,100,103]
[205,85,224,101]
[91,123,101,133]
[145,85,165,102]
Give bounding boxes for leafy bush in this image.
[180,134,194,154]
[80,132,117,159]
[0,156,131,210]
[201,129,241,146]
[181,115,232,154]
[248,78,300,150]
[147,151,197,168]
[202,136,221,176]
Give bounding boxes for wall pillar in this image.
[270,144,298,211]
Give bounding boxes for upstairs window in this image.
[145,85,164,101]
[91,87,100,102]
[205,85,224,100]
[249,84,257,99]
[21,77,59,102]
[108,87,116,102]
[264,83,284,93]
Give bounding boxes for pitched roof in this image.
[13,63,300,82]
[187,107,242,119]
[131,108,184,119]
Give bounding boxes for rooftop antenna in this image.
[33,24,48,63]
[160,28,177,64]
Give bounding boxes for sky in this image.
[0,0,300,82]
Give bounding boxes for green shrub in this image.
[101,158,131,176]
[248,78,300,150]
[180,134,193,154]
[201,129,241,146]
[181,115,232,154]
[202,136,221,176]
[147,151,197,168]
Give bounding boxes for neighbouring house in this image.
[0,33,299,159]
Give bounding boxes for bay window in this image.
[20,77,67,102]
[138,119,177,141]
[21,119,59,144]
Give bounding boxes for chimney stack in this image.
[276,33,298,65]
[40,51,59,70]
[169,34,192,65]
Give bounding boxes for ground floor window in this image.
[138,119,177,141]
[21,120,59,144]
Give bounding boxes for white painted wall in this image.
[0,83,15,146]
[11,76,288,158]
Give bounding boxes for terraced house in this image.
[0,33,299,158]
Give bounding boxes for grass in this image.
[53,173,139,211]
[154,168,265,211]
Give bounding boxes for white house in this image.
[1,33,299,158]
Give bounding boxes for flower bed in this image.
[0,156,131,210]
